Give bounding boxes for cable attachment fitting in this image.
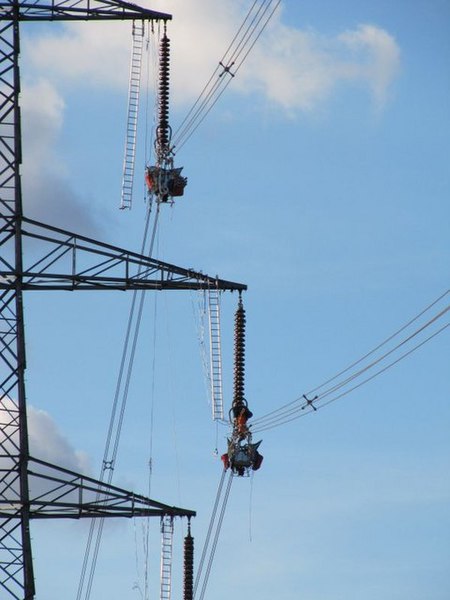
[302,394,318,411]
[219,60,235,78]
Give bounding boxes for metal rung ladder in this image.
[208,288,224,421]
[120,20,144,210]
[160,515,174,600]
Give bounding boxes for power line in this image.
[170,0,281,155]
[253,323,449,433]
[251,292,449,433]
[307,288,450,397]
[316,303,450,402]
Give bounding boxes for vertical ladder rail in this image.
[160,515,174,600]
[208,287,224,421]
[120,20,145,210]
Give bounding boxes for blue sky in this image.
[15,1,450,598]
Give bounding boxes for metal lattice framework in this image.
[0,2,247,598]
[0,216,247,292]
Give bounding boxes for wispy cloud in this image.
[20,79,103,234]
[0,397,91,474]
[23,1,400,114]
[239,19,400,112]
[25,21,130,89]
[27,404,91,474]
[337,24,401,109]
[18,2,400,229]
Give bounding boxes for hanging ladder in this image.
[120,20,145,210]
[160,515,174,600]
[208,287,224,421]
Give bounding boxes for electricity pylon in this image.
[0,2,246,598]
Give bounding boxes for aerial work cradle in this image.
[221,295,263,476]
[146,27,187,203]
[145,165,187,201]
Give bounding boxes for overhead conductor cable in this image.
[171,0,281,154]
[251,293,449,433]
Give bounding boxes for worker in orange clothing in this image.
[235,407,250,439]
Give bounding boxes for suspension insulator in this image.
[183,526,194,600]
[157,33,171,157]
[233,297,246,405]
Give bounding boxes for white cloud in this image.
[0,397,90,474]
[20,79,103,234]
[240,20,400,112]
[27,404,91,474]
[16,3,401,233]
[21,78,65,158]
[20,79,66,176]
[337,24,401,109]
[25,21,130,89]
[22,1,400,114]
[0,398,91,507]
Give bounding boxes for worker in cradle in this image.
[231,401,253,439]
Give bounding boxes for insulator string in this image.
[233,296,246,407]
[184,522,194,600]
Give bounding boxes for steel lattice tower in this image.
[0,2,246,598]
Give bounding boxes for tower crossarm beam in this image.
[0,456,196,520]
[0,217,247,292]
[0,0,171,22]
